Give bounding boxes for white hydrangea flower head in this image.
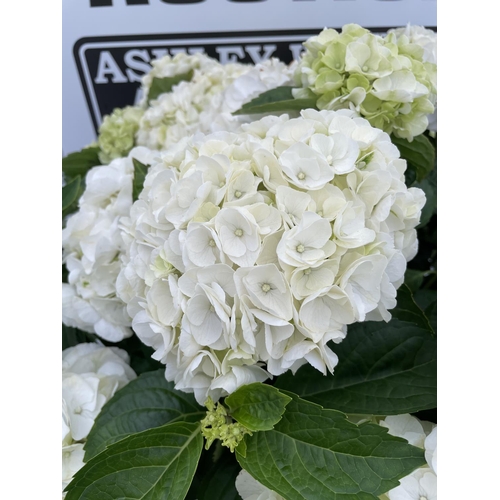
[378,414,437,500]
[62,147,157,342]
[140,52,220,106]
[97,106,144,164]
[62,343,136,442]
[136,57,294,151]
[235,470,285,500]
[294,24,437,140]
[118,109,425,404]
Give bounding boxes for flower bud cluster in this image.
[62,343,136,495]
[294,24,437,140]
[62,147,156,341]
[117,109,425,404]
[200,397,252,452]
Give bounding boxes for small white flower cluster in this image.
[62,343,136,496]
[139,52,220,107]
[118,109,425,404]
[62,147,156,342]
[294,24,437,140]
[379,414,437,500]
[234,414,437,500]
[136,55,294,151]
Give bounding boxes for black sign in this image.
[73,28,390,133]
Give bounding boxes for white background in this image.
[63,0,437,153]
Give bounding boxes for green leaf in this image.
[62,175,81,211]
[233,86,317,116]
[132,157,149,201]
[65,422,203,500]
[404,269,426,292]
[414,165,437,228]
[391,284,435,334]
[275,319,436,415]
[147,70,194,103]
[225,382,292,432]
[84,370,204,460]
[392,134,435,183]
[412,289,437,333]
[236,394,426,500]
[62,147,100,179]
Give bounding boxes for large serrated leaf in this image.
[225,382,292,431]
[233,86,317,116]
[392,134,435,183]
[275,319,436,415]
[391,284,435,334]
[236,394,425,500]
[147,70,194,103]
[62,147,100,179]
[65,422,203,500]
[84,370,204,460]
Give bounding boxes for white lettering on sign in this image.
[124,49,151,82]
[94,51,128,83]
[215,45,246,64]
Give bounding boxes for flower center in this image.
[234,229,243,237]
[303,268,312,275]
[296,244,305,253]
[208,239,216,247]
[362,65,369,72]
[261,283,271,293]
[317,210,323,217]
[74,406,82,415]
[326,154,333,163]
[297,172,306,180]
[234,190,242,198]
[219,181,225,188]
[419,497,427,500]
[335,63,341,69]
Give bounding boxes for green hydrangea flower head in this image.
[97,106,144,164]
[294,24,437,140]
